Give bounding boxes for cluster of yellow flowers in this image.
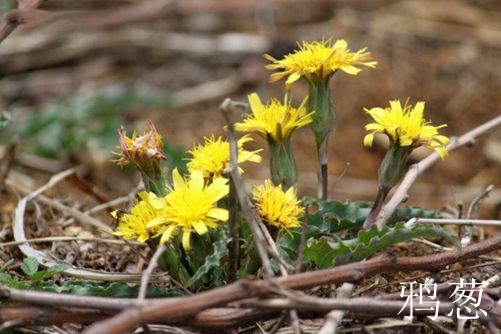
[113,37,451,249]
[114,131,303,250]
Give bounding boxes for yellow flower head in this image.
[252,180,304,230]
[235,93,313,142]
[147,169,229,250]
[265,38,377,86]
[113,191,160,243]
[363,100,450,159]
[187,135,262,179]
[114,120,166,167]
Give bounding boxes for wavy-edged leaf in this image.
[350,222,460,262]
[20,257,39,277]
[186,231,229,288]
[304,222,459,269]
[37,280,186,298]
[307,200,442,236]
[30,264,69,283]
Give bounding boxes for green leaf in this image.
[304,237,350,269]
[36,280,186,298]
[0,259,14,271]
[305,222,459,269]
[0,112,10,129]
[307,200,442,236]
[0,272,28,289]
[30,264,68,283]
[350,222,460,262]
[20,257,39,277]
[1,88,172,159]
[186,231,229,288]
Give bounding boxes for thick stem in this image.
[362,187,388,230]
[140,161,168,196]
[227,178,239,282]
[377,143,411,191]
[269,138,297,189]
[364,143,411,229]
[317,141,328,200]
[307,77,335,200]
[149,240,191,286]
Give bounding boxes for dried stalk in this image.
[137,244,166,301]
[219,98,273,277]
[12,168,145,281]
[0,0,48,44]
[317,283,355,334]
[461,184,494,246]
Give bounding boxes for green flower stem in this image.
[148,239,191,286]
[269,138,297,189]
[307,77,335,200]
[240,241,262,276]
[363,143,412,229]
[139,161,168,196]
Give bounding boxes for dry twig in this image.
[11,169,145,281]
[317,283,355,334]
[0,0,48,44]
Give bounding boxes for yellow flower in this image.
[252,180,304,230]
[147,169,229,250]
[113,191,160,243]
[235,93,313,142]
[114,120,166,167]
[363,100,450,159]
[187,135,262,179]
[265,38,377,86]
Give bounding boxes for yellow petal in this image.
[248,93,264,114]
[160,224,176,244]
[207,208,229,221]
[339,64,362,75]
[207,177,229,201]
[389,100,403,114]
[363,133,375,147]
[182,229,191,250]
[147,216,166,228]
[333,39,348,49]
[285,72,302,86]
[269,71,289,83]
[192,220,209,235]
[172,168,186,191]
[189,170,205,191]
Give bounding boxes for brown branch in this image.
[82,233,501,334]
[0,0,47,44]
[0,285,140,311]
[0,306,105,326]
[238,296,457,316]
[375,115,501,229]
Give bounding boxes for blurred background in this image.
[1,0,501,218]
